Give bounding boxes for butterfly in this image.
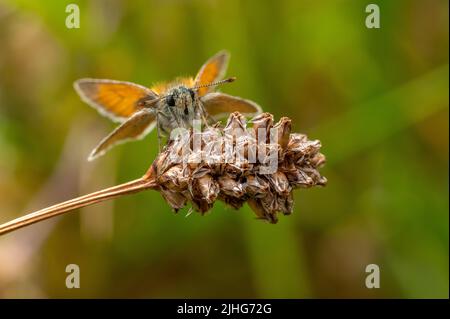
[74,50,262,161]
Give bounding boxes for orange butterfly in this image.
[74,50,262,161]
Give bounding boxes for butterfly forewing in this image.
[74,79,158,122]
[194,51,229,97]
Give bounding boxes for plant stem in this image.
[0,174,157,236]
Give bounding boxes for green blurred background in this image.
[0,0,448,298]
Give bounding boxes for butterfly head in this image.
[165,86,196,110]
[162,77,236,113]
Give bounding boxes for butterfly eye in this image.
[167,95,175,107]
[189,89,195,100]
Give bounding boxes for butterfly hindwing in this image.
[201,92,262,120]
[88,109,156,161]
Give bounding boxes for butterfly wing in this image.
[151,77,194,95]
[74,79,158,123]
[201,93,262,120]
[194,51,230,97]
[88,109,157,161]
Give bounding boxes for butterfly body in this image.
[74,51,262,160]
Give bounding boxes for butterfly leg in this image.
[198,101,214,128]
[156,114,162,152]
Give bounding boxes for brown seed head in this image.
[148,112,327,223]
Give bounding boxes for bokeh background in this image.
[0,0,448,298]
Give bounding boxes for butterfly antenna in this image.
[192,77,236,91]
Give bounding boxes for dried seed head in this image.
[271,117,291,151]
[267,171,291,195]
[160,188,187,212]
[251,112,274,143]
[224,112,247,138]
[189,173,219,213]
[244,174,270,198]
[217,176,245,198]
[149,112,327,223]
